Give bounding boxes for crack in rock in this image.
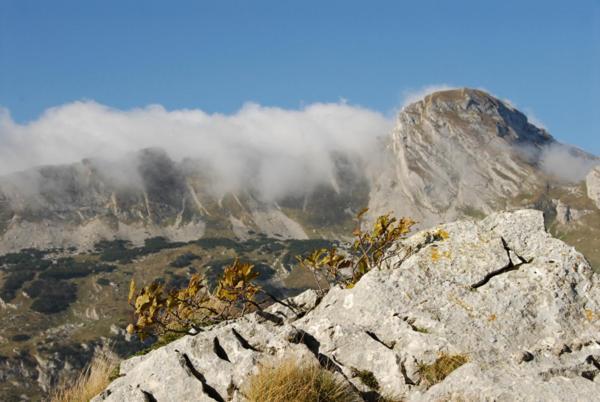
[231,327,260,352]
[287,328,343,374]
[141,390,157,402]
[581,370,598,381]
[585,355,600,370]
[212,337,230,362]
[471,237,533,289]
[400,359,416,386]
[175,350,225,402]
[365,330,395,350]
[394,314,427,333]
[256,310,284,325]
[288,328,387,402]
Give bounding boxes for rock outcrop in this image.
[368,89,598,228]
[93,210,600,401]
[587,166,600,209]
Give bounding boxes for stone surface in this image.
[587,166,600,209]
[368,88,598,228]
[93,210,600,402]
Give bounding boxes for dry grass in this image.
[49,351,119,402]
[416,353,468,387]
[244,358,361,402]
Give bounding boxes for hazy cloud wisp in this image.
[0,101,392,201]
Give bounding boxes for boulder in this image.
[93,210,600,402]
[587,166,600,209]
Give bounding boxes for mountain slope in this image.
[0,149,369,254]
[369,88,597,226]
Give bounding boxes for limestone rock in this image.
[587,166,600,209]
[93,210,600,402]
[552,199,590,224]
[368,88,598,229]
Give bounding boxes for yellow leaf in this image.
[135,293,151,311]
[128,279,136,303]
[356,207,369,220]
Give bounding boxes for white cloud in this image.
[523,108,547,130]
[0,101,392,201]
[400,84,456,108]
[539,143,597,182]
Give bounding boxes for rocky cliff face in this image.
[587,166,600,209]
[0,149,369,254]
[93,210,600,401]
[369,88,598,227]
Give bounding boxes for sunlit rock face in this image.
[369,88,556,226]
[587,166,600,209]
[93,210,600,402]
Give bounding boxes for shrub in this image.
[351,368,379,390]
[95,237,184,263]
[194,237,240,250]
[96,278,111,286]
[10,334,31,342]
[39,258,114,280]
[49,351,118,402]
[170,252,200,268]
[416,353,468,387]
[28,280,77,313]
[0,270,35,301]
[296,209,415,290]
[95,239,134,263]
[244,358,360,402]
[127,259,261,339]
[0,248,49,267]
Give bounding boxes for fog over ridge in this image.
[0,90,596,203]
[0,101,391,201]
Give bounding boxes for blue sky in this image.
[1,0,599,154]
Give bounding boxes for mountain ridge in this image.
[1,88,600,400]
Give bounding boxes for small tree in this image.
[296,208,416,290]
[127,259,261,339]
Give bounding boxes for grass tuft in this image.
[244,358,361,402]
[49,351,119,402]
[416,353,468,387]
[351,367,380,390]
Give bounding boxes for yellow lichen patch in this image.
[584,309,595,322]
[431,246,451,262]
[487,314,497,322]
[449,294,475,317]
[436,229,450,240]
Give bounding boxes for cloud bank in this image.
[0,88,594,205]
[0,101,392,200]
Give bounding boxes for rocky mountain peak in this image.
[369,88,567,227]
[400,88,553,148]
